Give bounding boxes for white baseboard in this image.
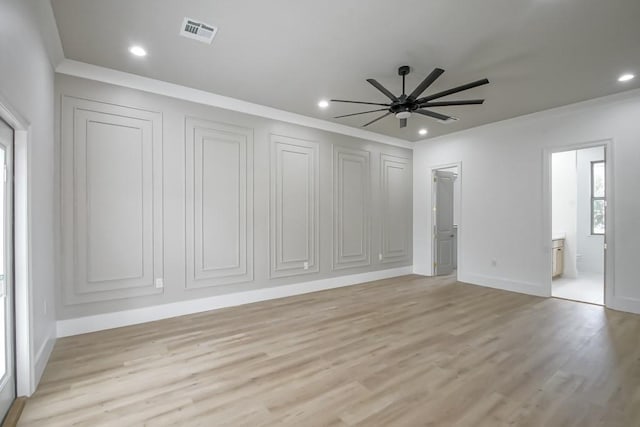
[607,295,640,315]
[460,272,640,315]
[459,273,549,298]
[33,331,56,393]
[57,266,413,337]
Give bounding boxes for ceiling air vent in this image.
[180,17,218,44]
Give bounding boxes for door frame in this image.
[542,139,614,305]
[430,161,462,276]
[0,120,15,417]
[0,93,32,396]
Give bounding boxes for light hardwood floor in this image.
[19,275,640,426]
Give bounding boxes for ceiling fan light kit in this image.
[331,65,489,129]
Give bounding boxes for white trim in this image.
[55,60,413,150]
[416,87,640,145]
[542,140,614,308]
[14,129,33,396]
[0,91,37,396]
[607,296,640,315]
[33,330,55,388]
[57,266,413,337]
[459,273,549,298]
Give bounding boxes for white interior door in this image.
[434,170,456,276]
[0,118,15,419]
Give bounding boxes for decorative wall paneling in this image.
[380,154,411,263]
[332,146,371,270]
[270,134,319,278]
[185,117,254,289]
[61,96,163,304]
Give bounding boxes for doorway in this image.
[550,146,606,305]
[432,165,460,277]
[0,118,14,419]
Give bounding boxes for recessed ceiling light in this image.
[129,45,147,57]
[618,73,635,82]
[419,128,428,136]
[318,100,329,109]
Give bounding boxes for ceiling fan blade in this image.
[414,109,453,121]
[400,118,407,128]
[420,99,485,107]
[362,112,391,127]
[330,99,390,107]
[366,79,399,102]
[408,68,445,100]
[333,108,389,119]
[417,78,490,103]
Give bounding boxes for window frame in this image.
[591,160,605,235]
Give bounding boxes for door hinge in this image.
[604,243,608,250]
[3,164,6,183]
[0,274,5,298]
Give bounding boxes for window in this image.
[591,160,605,235]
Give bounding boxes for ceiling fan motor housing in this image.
[398,65,411,76]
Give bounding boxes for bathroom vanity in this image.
[552,237,565,278]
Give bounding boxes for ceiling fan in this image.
[331,66,489,128]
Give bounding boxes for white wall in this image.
[0,0,63,392]
[414,88,640,314]
[576,146,605,273]
[551,151,577,278]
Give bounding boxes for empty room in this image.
[1,0,640,425]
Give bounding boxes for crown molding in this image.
[416,87,640,145]
[56,59,413,149]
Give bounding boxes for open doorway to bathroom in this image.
[551,146,605,305]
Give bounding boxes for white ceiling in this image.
[51,0,640,141]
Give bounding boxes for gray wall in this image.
[0,0,60,381]
[56,74,413,320]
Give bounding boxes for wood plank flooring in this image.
[19,275,640,426]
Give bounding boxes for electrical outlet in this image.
[155,278,164,288]
[378,253,383,261]
[303,262,309,270]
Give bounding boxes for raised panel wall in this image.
[380,154,411,263]
[270,134,319,278]
[333,146,370,270]
[185,118,254,288]
[61,96,163,304]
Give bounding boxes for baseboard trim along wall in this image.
[457,272,640,315]
[56,266,413,337]
[459,273,549,298]
[608,295,640,315]
[34,332,56,392]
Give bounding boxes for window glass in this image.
[592,162,605,198]
[592,199,605,235]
